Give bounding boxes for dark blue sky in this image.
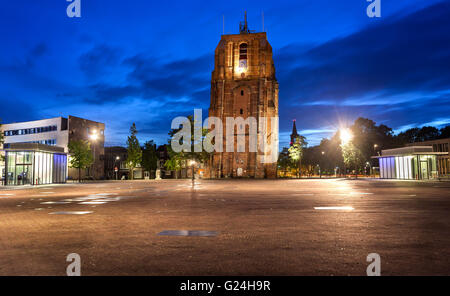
[1,0,449,147]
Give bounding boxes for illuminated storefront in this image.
[3,143,67,186]
[373,146,448,180]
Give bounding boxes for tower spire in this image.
[290,120,299,145]
[239,11,251,34]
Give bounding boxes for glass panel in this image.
[7,152,16,185]
[16,152,24,164]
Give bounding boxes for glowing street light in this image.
[89,130,99,178]
[340,128,353,145]
[89,130,98,141]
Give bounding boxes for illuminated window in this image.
[239,43,248,68]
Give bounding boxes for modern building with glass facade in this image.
[4,143,67,186]
[1,115,105,181]
[406,138,450,178]
[373,146,448,180]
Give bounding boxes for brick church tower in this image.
[207,13,279,178]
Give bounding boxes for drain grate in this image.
[158,230,218,237]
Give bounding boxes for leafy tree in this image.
[395,128,420,144]
[288,135,307,178]
[341,141,364,178]
[439,125,450,139]
[142,140,158,175]
[396,126,440,144]
[417,126,440,142]
[277,147,291,177]
[165,145,184,178]
[350,117,395,162]
[126,123,142,180]
[166,115,213,177]
[68,140,93,183]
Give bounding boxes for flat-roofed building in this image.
[406,138,450,178]
[372,146,448,180]
[1,115,105,184]
[3,143,67,186]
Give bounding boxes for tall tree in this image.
[396,126,440,144]
[166,115,212,177]
[126,123,142,180]
[165,145,184,178]
[439,125,450,139]
[68,140,93,183]
[350,117,395,162]
[142,140,158,175]
[288,135,307,178]
[416,126,440,142]
[277,147,291,177]
[341,141,364,178]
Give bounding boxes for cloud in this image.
[277,2,450,104]
[77,52,213,106]
[79,44,122,79]
[275,1,450,144]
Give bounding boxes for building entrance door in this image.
[420,161,429,180]
[15,165,32,185]
[237,167,243,177]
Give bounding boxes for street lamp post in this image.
[321,151,325,178]
[89,130,98,179]
[115,156,120,180]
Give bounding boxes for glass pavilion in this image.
[373,146,448,180]
[3,143,67,186]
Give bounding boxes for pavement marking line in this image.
[314,206,354,210]
[78,201,108,205]
[40,201,71,204]
[0,194,14,196]
[158,230,219,237]
[49,211,93,215]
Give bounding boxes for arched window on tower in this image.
[239,43,248,69]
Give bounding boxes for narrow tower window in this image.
[228,43,233,66]
[239,43,248,68]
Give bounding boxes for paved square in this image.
[0,179,449,275]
